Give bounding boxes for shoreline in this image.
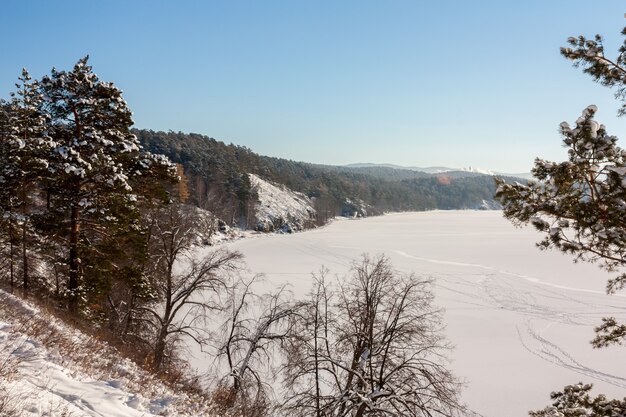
[209,208,504,246]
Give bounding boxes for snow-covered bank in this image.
[0,290,216,417]
[192,210,626,417]
[249,173,316,233]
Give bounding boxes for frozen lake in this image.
[206,210,626,416]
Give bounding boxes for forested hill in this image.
[135,129,522,227]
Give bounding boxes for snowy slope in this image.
[249,173,316,232]
[0,290,216,417]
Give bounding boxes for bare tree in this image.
[283,255,465,417]
[216,277,301,413]
[140,203,243,371]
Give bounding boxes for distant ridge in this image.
[344,163,532,179]
[136,129,525,227]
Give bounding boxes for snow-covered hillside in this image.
[249,173,316,233]
[476,199,502,210]
[461,166,534,179]
[0,290,216,417]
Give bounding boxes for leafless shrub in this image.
[282,255,465,417]
[215,276,301,414]
[141,203,244,372]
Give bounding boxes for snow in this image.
[607,166,626,176]
[462,166,495,175]
[6,210,624,416]
[189,210,626,417]
[0,291,215,417]
[249,173,316,232]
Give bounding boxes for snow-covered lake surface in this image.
[196,210,626,417]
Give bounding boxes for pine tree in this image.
[0,100,17,289]
[529,383,626,417]
[560,26,626,116]
[495,20,626,416]
[0,70,51,293]
[498,106,626,285]
[38,56,175,311]
[496,23,626,348]
[497,104,626,346]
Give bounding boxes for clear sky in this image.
[1,1,625,173]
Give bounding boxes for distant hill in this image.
[135,129,524,228]
[345,163,455,174]
[344,163,532,179]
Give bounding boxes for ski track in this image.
[389,250,626,390]
[517,325,626,389]
[394,250,624,297]
[286,242,626,388]
[254,239,626,391]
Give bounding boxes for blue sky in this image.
[1,1,625,172]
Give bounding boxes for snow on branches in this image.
[529,383,626,417]
[282,255,465,417]
[0,57,177,311]
[497,106,626,351]
[561,27,626,116]
[497,106,626,299]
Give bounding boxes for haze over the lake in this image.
[2,1,626,172]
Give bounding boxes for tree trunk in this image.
[9,228,15,291]
[122,296,136,338]
[337,342,364,416]
[68,203,81,312]
[314,302,321,417]
[355,402,368,417]
[153,327,168,371]
[21,219,28,294]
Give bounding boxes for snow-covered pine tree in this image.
[560,25,626,116]
[496,23,626,348]
[0,100,17,288]
[497,106,626,289]
[496,105,626,347]
[496,21,626,416]
[529,383,626,417]
[0,70,52,292]
[496,106,626,417]
[38,56,175,312]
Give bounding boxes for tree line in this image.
[136,129,515,226]
[0,58,244,376]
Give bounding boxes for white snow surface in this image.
[189,210,626,417]
[462,166,496,175]
[249,173,315,232]
[0,291,214,417]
